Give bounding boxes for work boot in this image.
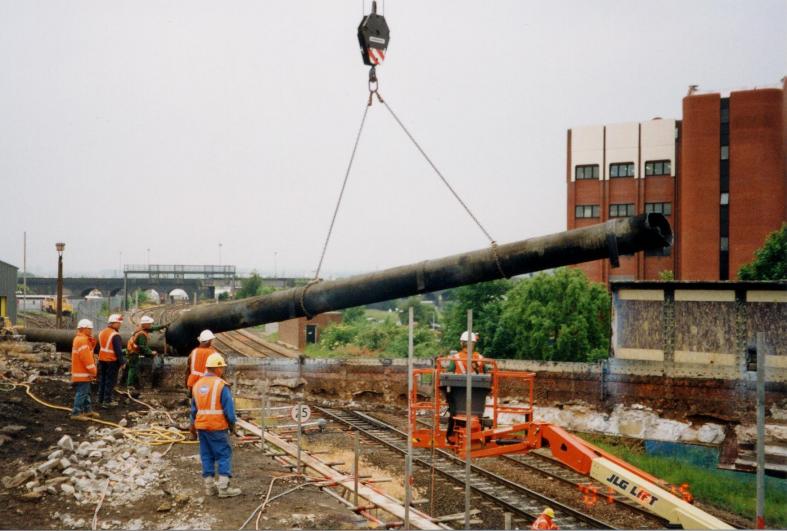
[70,414,88,421]
[107,400,119,407]
[85,411,101,419]
[217,476,241,498]
[203,476,218,496]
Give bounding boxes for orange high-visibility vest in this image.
[450,350,484,374]
[71,332,97,382]
[98,327,120,362]
[530,515,558,530]
[187,347,216,389]
[193,375,229,431]
[127,329,149,353]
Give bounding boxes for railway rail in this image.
[315,406,613,530]
[214,329,300,359]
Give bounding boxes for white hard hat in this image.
[198,329,216,343]
[77,319,94,329]
[460,331,479,342]
[140,316,155,325]
[108,314,123,324]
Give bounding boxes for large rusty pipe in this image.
[162,214,671,353]
[19,328,166,354]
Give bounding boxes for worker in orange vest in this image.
[97,314,126,408]
[531,507,559,530]
[71,319,99,420]
[190,353,241,498]
[445,331,488,374]
[185,329,218,396]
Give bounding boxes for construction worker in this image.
[185,329,217,396]
[531,507,559,530]
[71,319,99,420]
[446,331,488,374]
[190,353,242,498]
[126,315,157,394]
[97,314,126,407]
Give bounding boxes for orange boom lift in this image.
[410,357,733,530]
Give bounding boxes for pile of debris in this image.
[2,423,172,506]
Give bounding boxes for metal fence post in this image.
[465,309,473,530]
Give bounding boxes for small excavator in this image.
[410,357,733,530]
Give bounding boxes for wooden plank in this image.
[236,418,444,530]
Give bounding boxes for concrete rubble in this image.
[2,418,173,508]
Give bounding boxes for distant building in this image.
[0,260,19,324]
[567,80,786,283]
[278,312,343,351]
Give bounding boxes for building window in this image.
[720,192,729,205]
[720,237,729,252]
[575,204,600,218]
[645,202,672,216]
[644,160,671,176]
[609,203,636,217]
[610,162,635,178]
[721,146,729,160]
[720,107,729,123]
[574,164,599,180]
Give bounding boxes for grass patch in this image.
[583,435,787,527]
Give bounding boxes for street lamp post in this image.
[219,243,222,266]
[55,242,65,328]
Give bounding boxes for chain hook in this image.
[367,66,383,106]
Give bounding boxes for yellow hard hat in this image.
[205,353,227,368]
[543,508,555,518]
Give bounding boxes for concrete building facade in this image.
[568,81,786,283]
[0,259,19,324]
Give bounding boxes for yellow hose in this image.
[0,376,196,446]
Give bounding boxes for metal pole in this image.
[22,232,26,326]
[504,512,512,530]
[260,384,267,453]
[56,251,64,329]
[354,428,360,507]
[465,309,473,530]
[405,306,414,530]
[123,272,127,311]
[756,332,767,529]
[296,399,302,476]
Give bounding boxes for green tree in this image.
[490,269,610,362]
[396,296,437,326]
[658,270,675,281]
[441,280,512,352]
[738,223,787,280]
[342,306,366,324]
[235,272,275,298]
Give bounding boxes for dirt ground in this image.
[0,378,368,530]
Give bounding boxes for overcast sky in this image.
[1,0,784,278]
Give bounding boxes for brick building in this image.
[278,312,342,351]
[567,81,786,283]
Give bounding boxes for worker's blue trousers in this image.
[197,430,233,477]
[72,382,93,415]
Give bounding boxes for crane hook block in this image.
[357,1,389,66]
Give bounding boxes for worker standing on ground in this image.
[126,315,157,395]
[190,353,242,498]
[97,314,126,407]
[71,319,99,420]
[185,329,217,396]
[531,508,559,530]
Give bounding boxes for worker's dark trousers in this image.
[97,361,119,403]
[71,382,92,415]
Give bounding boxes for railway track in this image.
[214,329,299,359]
[315,406,612,530]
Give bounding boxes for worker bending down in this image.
[190,353,242,498]
[97,314,125,408]
[185,329,218,396]
[531,507,559,530]
[71,319,99,420]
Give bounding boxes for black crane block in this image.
[357,1,390,66]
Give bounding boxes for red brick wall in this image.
[729,88,786,278]
[278,312,343,350]
[680,94,721,279]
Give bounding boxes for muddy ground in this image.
[0,378,367,530]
